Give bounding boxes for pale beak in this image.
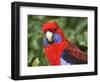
[46,31,53,42]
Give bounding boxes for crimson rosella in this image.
[42,22,87,65]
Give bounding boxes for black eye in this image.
[44,32,46,34]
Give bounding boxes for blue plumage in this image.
[53,34,62,43]
[61,50,72,65]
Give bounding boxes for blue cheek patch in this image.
[54,34,62,43]
[43,38,49,47]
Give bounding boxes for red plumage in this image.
[42,22,87,65]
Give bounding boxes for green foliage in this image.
[28,15,88,67]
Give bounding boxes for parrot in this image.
[42,22,87,65]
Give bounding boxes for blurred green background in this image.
[28,15,88,67]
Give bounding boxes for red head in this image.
[42,22,59,33]
[42,22,65,40]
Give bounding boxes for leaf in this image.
[28,52,34,64]
[32,58,40,66]
[39,51,50,66]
